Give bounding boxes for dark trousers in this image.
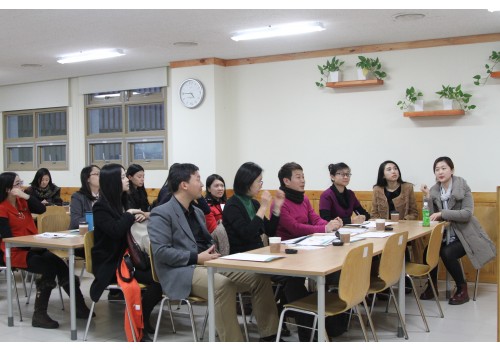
[26,249,69,283]
[427,239,466,285]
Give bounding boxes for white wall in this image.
[2,41,499,193]
[206,41,500,192]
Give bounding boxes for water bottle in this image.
[422,200,430,227]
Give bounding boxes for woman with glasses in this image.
[0,172,92,329]
[70,165,100,229]
[371,160,418,220]
[223,162,285,254]
[24,168,63,206]
[420,156,496,305]
[319,162,370,224]
[90,164,162,340]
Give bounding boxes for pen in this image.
[293,235,310,244]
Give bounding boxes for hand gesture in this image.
[352,215,366,224]
[273,189,285,210]
[260,190,272,209]
[326,219,341,233]
[420,184,430,197]
[197,245,221,264]
[430,212,442,221]
[9,188,30,200]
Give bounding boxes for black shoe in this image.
[281,325,291,337]
[144,322,156,335]
[108,290,125,301]
[260,334,286,342]
[140,332,153,342]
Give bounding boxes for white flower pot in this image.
[413,99,424,111]
[329,71,341,82]
[357,68,368,80]
[442,98,454,110]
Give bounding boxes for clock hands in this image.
[182,92,194,97]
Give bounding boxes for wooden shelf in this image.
[326,79,384,88]
[491,71,500,78]
[404,109,465,118]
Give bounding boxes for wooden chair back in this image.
[338,242,374,307]
[378,231,409,287]
[84,231,95,275]
[149,243,159,283]
[425,222,446,270]
[37,212,70,233]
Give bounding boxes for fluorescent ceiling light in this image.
[57,49,125,64]
[231,22,325,41]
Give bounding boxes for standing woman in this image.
[420,156,496,305]
[89,164,162,338]
[371,160,418,220]
[223,162,285,254]
[0,172,92,329]
[70,165,100,229]
[126,164,151,219]
[24,168,63,206]
[319,162,370,224]
[204,174,227,233]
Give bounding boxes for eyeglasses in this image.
[335,173,352,178]
[13,180,24,187]
[90,173,100,177]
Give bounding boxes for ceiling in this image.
[0,9,499,87]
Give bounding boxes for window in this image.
[3,108,68,170]
[85,87,166,169]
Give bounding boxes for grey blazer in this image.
[428,176,496,269]
[148,196,213,300]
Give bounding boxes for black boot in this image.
[141,283,163,335]
[449,283,470,305]
[60,275,94,319]
[32,279,59,329]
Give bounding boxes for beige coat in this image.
[371,183,418,220]
[428,176,496,269]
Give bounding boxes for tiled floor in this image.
[0,266,497,342]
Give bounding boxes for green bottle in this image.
[422,200,430,227]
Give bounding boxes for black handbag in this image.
[126,230,150,271]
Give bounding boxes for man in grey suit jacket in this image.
[148,163,280,342]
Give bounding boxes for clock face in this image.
[179,79,204,108]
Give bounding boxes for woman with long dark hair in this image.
[126,164,151,219]
[204,174,227,233]
[70,165,100,229]
[24,167,62,206]
[89,164,162,340]
[0,172,91,329]
[371,160,418,220]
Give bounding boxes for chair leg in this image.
[83,301,96,341]
[237,293,249,341]
[11,271,23,321]
[199,306,209,340]
[124,297,138,342]
[427,273,444,318]
[185,301,199,342]
[153,298,166,342]
[473,269,480,301]
[355,304,370,342]
[407,274,429,332]
[389,286,409,339]
[20,270,28,297]
[276,308,287,342]
[362,299,378,342]
[26,272,35,304]
[58,284,65,310]
[309,315,318,342]
[166,299,176,333]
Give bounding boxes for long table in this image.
[4,233,84,340]
[205,220,436,342]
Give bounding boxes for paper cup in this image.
[340,232,350,245]
[269,237,281,253]
[376,219,386,231]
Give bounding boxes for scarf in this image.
[32,184,59,201]
[330,185,349,209]
[234,194,256,220]
[280,186,304,204]
[440,178,453,210]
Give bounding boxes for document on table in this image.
[36,232,77,238]
[362,221,398,228]
[338,227,368,235]
[357,231,394,238]
[282,235,336,246]
[220,253,285,262]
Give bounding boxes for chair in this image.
[405,222,445,332]
[276,243,376,342]
[148,243,209,342]
[458,258,480,301]
[366,231,409,340]
[0,255,23,321]
[83,231,146,342]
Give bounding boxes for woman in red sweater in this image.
[0,172,91,329]
[204,174,227,233]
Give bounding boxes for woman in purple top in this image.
[319,162,370,225]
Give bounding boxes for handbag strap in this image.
[117,251,135,283]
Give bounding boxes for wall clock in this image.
[179,78,204,108]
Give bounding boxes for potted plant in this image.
[315,56,345,87]
[435,84,476,111]
[473,50,500,86]
[397,87,424,111]
[355,56,387,80]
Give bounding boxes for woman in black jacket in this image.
[223,162,285,254]
[90,163,162,340]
